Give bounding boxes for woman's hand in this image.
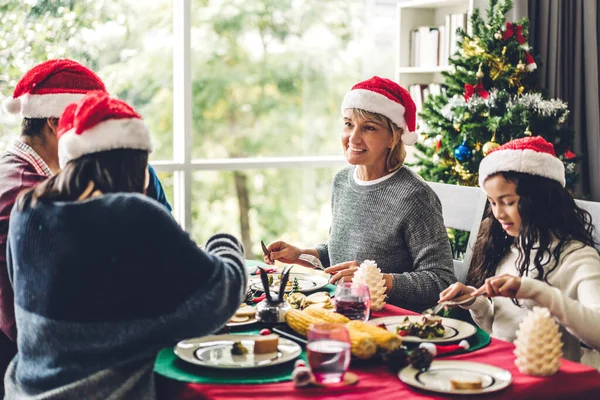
[439,282,477,307]
[325,261,360,284]
[472,274,521,298]
[264,241,301,265]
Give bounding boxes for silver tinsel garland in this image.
[440,89,569,121]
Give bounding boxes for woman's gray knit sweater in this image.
[316,166,456,311]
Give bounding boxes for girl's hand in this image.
[325,261,360,284]
[471,274,521,298]
[439,282,477,306]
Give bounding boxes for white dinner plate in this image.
[368,315,477,343]
[398,360,512,395]
[174,334,302,369]
[249,272,329,294]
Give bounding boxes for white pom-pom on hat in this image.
[401,130,418,145]
[2,96,22,115]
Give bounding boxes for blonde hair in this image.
[348,109,406,172]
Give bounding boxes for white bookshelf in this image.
[396,0,474,87]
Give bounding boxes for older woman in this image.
[4,92,246,399]
[266,76,455,311]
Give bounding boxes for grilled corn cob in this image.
[346,320,403,351]
[285,309,376,359]
[348,329,377,359]
[304,308,350,324]
[285,309,322,336]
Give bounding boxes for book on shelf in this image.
[408,83,444,113]
[407,12,467,68]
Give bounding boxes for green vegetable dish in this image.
[396,316,445,339]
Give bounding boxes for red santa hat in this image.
[419,340,470,357]
[56,91,152,168]
[341,76,418,145]
[2,59,106,118]
[478,136,565,187]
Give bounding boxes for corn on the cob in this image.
[286,309,376,359]
[304,308,350,324]
[348,329,377,359]
[285,309,322,336]
[346,320,403,351]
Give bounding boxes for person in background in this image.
[266,76,456,311]
[439,136,600,369]
[4,92,246,399]
[0,59,172,394]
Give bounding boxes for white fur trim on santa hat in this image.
[342,89,406,130]
[58,118,153,168]
[14,93,87,118]
[479,148,566,187]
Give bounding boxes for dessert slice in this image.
[253,334,279,354]
[449,376,483,390]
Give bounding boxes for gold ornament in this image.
[488,56,508,80]
[494,32,502,39]
[481,111,490,117]
[525,126,532,136]
[476,64,484,79]
[502,46,507,56]
[475,142,482,151]
[517,61,525,71]
[518,86,525,94]
[464,112,470,120]
[462,37,485,58]
[482,131,500,156]
[453,161,474,183]
[453,123,461,131]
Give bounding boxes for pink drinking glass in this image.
[306,323,351,384]
[334,282,371,322]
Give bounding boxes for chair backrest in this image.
[426,181,488,283]
[575,199,600,251]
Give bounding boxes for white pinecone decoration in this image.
[352,260,387,311]
[514,307,562,376]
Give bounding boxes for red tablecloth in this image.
[156,305,600,400]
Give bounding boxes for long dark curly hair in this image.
[467,171,597,288]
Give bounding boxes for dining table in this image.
[154,270,600,400]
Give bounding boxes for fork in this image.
[425,293,488,316]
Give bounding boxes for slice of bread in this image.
[235,306,256,317]
[450,377,483,390]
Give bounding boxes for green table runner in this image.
[154,320,490,384]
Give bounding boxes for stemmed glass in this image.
[334,282,371,322]
[306,323,351,384]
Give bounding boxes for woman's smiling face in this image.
[341,109,393,172]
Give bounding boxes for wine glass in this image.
[334,282,371,321]
[306,323,351,384]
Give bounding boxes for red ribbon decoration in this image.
[503,22,526,44]
[564,150,576,160]
[464,82,489,101]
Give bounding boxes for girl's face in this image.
[483,174,522,237]
[341,109,393,170]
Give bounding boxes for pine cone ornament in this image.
[383,346,409,371]
[352,260,387,311]
[409,347,434,371]
[514,307,563,376]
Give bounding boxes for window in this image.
[0,0,399,258]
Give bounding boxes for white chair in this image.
[575,199,600,248]
[426,181,488,283]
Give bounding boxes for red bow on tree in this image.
[464,82,489,101]
[503,22,526,44]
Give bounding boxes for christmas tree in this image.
[414,0,577,189]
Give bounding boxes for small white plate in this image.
[249,272,329,294]
[398,360,512,395]
[174,334,302,369]
[368,315,477,343]
[226,315,258,327]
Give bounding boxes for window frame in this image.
[153,0,346,231]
